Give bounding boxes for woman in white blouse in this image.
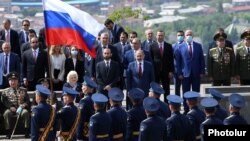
[49,45,66,90]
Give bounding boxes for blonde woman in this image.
[49,45,66,90]
[63,70,82,103]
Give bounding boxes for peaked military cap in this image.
[37,78,50,84]
[213,32,227,41]
[82,76,97,88]
[183,91,200,100]
[92,93,108,104]
[62,86,78,97]
[167,95,183,105]
[7,72,19,80]
[149,81,165,95]
[201,97,218,108]
[128,88,145,100]
[209,88,224,101]
[108,87,124,101]
[36,84,51,96]
[229,93,245,108]
[240,30,250,39]
[143,97,160,112]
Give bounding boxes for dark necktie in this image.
[25,31,29,42]
[248,47,250,53]
[138,62,142,77]
[33,50,37,62]
[4,54,8,74]
[159,43,163,57]
[106,61,110,73]
[188,43,192,58]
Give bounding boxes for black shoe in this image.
[25,134,30,138]
[6,129,11,139]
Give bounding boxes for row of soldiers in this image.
[0,72,248,141]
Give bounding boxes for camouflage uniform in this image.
[1,87,31,130]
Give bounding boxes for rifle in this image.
[10,107,23,140]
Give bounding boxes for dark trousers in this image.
[212,80,230,86]
[155,71,170,103]
[0,76,8,89]
[174,73,182,96]
[182,74,201,114]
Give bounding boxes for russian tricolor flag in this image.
[43,0,104,58]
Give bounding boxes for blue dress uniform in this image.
[107,88,127,141]
[89,93,112,141]
[200,98,223,141]
[139,97,168,141]
[149,82,171,120]
[31,85,57,141]
[166,95,195,141]
[77,76,97,141]
[184,91,205,141]
[223,93,248,125]
[126,88,146,141]
[209,89,228,120]
[57,87,80,141]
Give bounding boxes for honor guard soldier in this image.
[223,93,248,125]
[126,88,146,141]
[31,85,56,141]
[200,98,223,141]
[89,93,112,141]
[166,95,195,141]
[1,72,31,139]
[57,87,81,141]
[184,91,205,141]
[207,32,235,86]
[148,82,171,120]
[139,97,168,141]
[209,89,228,121]
[107,88,127,141]
[77,76,97,141]
[235,31,250,85]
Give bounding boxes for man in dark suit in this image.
[123,38,152,70]
[126,50,154,96]
[149,30,174,102]
[22,37,48,91]
[104,18,125,45]
[141,29,156,51]
[0,19,21,59]
[96,48,120,96]
[21,29,37,55]
[93,32,120,78]
[18,19,30,46]
[0,42,20,88]
[176,29,205,114]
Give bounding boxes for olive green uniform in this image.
[207,47,235,86]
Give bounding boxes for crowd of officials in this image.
[0,18,249,141]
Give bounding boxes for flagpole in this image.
[42,0,55,105]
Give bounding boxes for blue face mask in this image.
[177,36,184,42]
[186,36,193,42]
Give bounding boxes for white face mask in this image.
[71,50,78,56]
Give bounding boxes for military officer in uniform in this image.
[31,85,57,141]
[166,95,195,141]
[89,93,112,141]
[235,30,250,85]
[207,32,235,86]
[126,88,146,141]
[200,98,223,141]
[184,91,205,141]
[1,72,31,138]
[148,82,171,120]
[209,88,228,121]
[223,93,247,125]
[139,97,168,141]
[57,87,80,141]
[77,76,97,141]
[107,88,127,141]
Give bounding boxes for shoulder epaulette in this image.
[236,46,244,50]
[210,48,217,51]
[225,47,233,50]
